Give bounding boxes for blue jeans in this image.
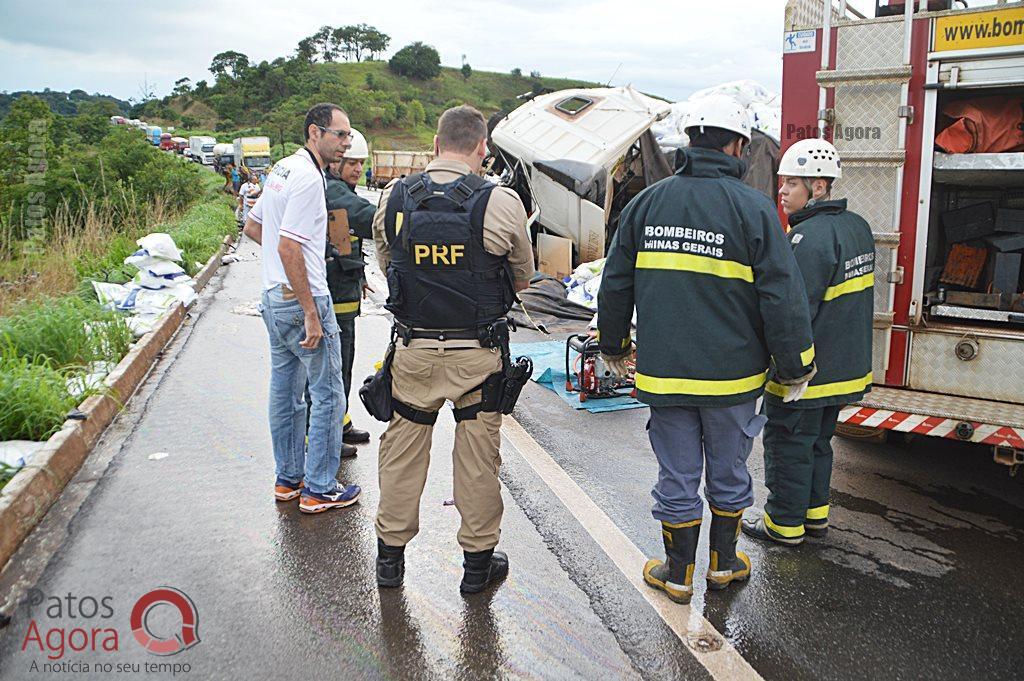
[260,285,344,493]
[647,401,767,523]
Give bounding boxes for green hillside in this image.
[139,60,599,152]
[0,89,131,119]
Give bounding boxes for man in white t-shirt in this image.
[238,177,260,224]
[243,103,362,513]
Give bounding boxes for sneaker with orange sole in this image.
[299,482,361,513]
[274,477,304,501]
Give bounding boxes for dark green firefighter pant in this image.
[762,402,843,538]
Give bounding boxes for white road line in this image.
[502,417,763,681]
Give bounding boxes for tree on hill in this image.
[311,26,337,62]
[461,62,472,80]
[172,78,192,102]
[295,37,317,63]
[389,42,441,80]
[361,26,391,61]
[209,51,250,80]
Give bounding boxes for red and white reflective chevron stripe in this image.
[838,406,1024,448]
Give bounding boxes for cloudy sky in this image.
[0,0,877,103]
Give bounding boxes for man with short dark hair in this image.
[243,102,362,514]
[598,95,816,605]
[371,104,535,594]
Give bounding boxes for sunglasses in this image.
[317,125,353,141]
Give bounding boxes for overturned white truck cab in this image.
[489,86,673,263]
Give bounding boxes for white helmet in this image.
[779,138,842,179]
[344,128,369,160]
[684,95,751,141]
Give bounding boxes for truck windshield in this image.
[247,156,271,169]
[201,144,214,152]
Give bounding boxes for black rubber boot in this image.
[706,508,752,591]
[343,424,371,445]
[376,539,405,588]
[460,549,509,594]
[643,520,700,604]
[804,518,828,538]
[741,513,804,546]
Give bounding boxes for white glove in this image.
[783,380,810,403]
[601,353,631,378]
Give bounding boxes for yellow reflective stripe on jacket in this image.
[800,344,815,366]
[764,513,804,538]
[823,272,874,302]
[765,371,873,400]
[806,504,829,521]
[394,212,404,235]
[636,251,754,283]
[333,301,360,314]
[636,370,767,396]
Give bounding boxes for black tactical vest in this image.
[383,172,515,329]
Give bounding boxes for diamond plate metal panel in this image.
[835,21,905,70]
[832,83,902,153]
[872,328,888,379]
[909,331,1024,404]
[785,0,840,30]
[871,245,895,314]
[858,386,1024,428]
[832,165,898,234]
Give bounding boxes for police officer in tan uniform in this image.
[371,105,534,594]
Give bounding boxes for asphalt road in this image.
[0,238,1022,680]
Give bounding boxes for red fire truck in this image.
[781,0,1024,471]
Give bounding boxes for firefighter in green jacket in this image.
[324,128,376,455]
[742,138,874,546]
[598,95,817,605]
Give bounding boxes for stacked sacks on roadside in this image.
[92,233,198,337]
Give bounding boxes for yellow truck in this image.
[232,137,272,175]
[369,150,434,188]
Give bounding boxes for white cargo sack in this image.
[136,233,183,262]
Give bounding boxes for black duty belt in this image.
[394,322,480,343]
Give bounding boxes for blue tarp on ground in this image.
[509,341,647,414]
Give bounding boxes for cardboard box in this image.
[940,243,988,288]
[327,208,352,256]
[942,203,995,243]
[995,208,1024,234]
[536,233,573,280]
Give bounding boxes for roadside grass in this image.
[0,172,232,314]
[0,168,234,447]
[0,350,82,442]
[0,296,132,368]
[0,461,17,491]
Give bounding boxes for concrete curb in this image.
[0,233,236,570]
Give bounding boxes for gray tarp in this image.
[509,275,595,334]
[742,129,780,200]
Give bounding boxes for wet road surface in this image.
[1,238,1022,680]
